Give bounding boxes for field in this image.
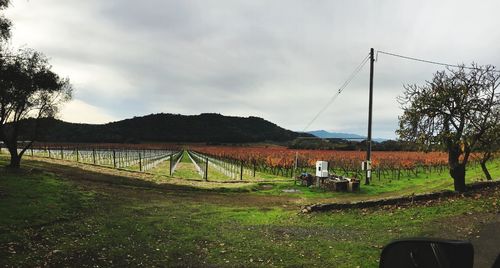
[25,144,486,180]
[1,146,500,267]
[189,145,473,180]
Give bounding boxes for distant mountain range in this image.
[307,130,388,142]
[19,113,312,143]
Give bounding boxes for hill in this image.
[307,130,365,140]
[20,113,310,143]
[307,130,388,142]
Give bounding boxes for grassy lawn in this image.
[1,155,500,267]
[13,153,500,204]
[147,160,171,176]
[251,159,500,200]
[173,162,203,179]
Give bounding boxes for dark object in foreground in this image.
[297,173,314,187]
[296,173,360,192]
[379,238,474,268]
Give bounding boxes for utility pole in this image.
[366,48,375,185]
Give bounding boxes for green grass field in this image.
[158,155,500,202]
[251,159,500,200]
[1,155,499,267]
[16,152,500,202]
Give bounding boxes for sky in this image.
[4,0,500,139]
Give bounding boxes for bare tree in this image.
[0,48,72,168]
[476,105,500,180]
[397,64,500,192]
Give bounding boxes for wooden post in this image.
[92,148,96,165]
[204,157,208,181]
[139,152,142,172]
[48,148,51,158]
[76,148,79,162]
[60,147,64,160]
[169,154,173,176]
[253,161,256,177]
[113,150,116,168]
[240,160,243,181]
[293,151,298,178]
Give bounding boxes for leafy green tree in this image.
[397,64,500,192]
[0,49,72,168]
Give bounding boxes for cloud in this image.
[5,0,500,139]
[59,99,118,124]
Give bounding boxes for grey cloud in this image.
[5,0,500,138]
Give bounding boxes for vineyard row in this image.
[10,146,182,172]
[189,149,459,181]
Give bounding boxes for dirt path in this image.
[423,208,500,268]
[471,214,500,268]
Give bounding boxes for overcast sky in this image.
[5,0,500,138]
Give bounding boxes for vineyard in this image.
[17,143,182,173]
[4,143,488,183]
[188,150,262,181]
[189,146,467,180]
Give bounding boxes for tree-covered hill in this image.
[19,113,311,143]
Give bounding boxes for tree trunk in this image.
[448,147,467,192]
[6,143,21,168]
[8,153,21,168]
[450,164,466,192]
[480,160,492,181]
[480,152,492,181]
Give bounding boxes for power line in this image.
[376,50,500,73]
[302,53,370,132]
[303,49,497,136]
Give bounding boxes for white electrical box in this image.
[361,161,372,171]
[316,161,329,177]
